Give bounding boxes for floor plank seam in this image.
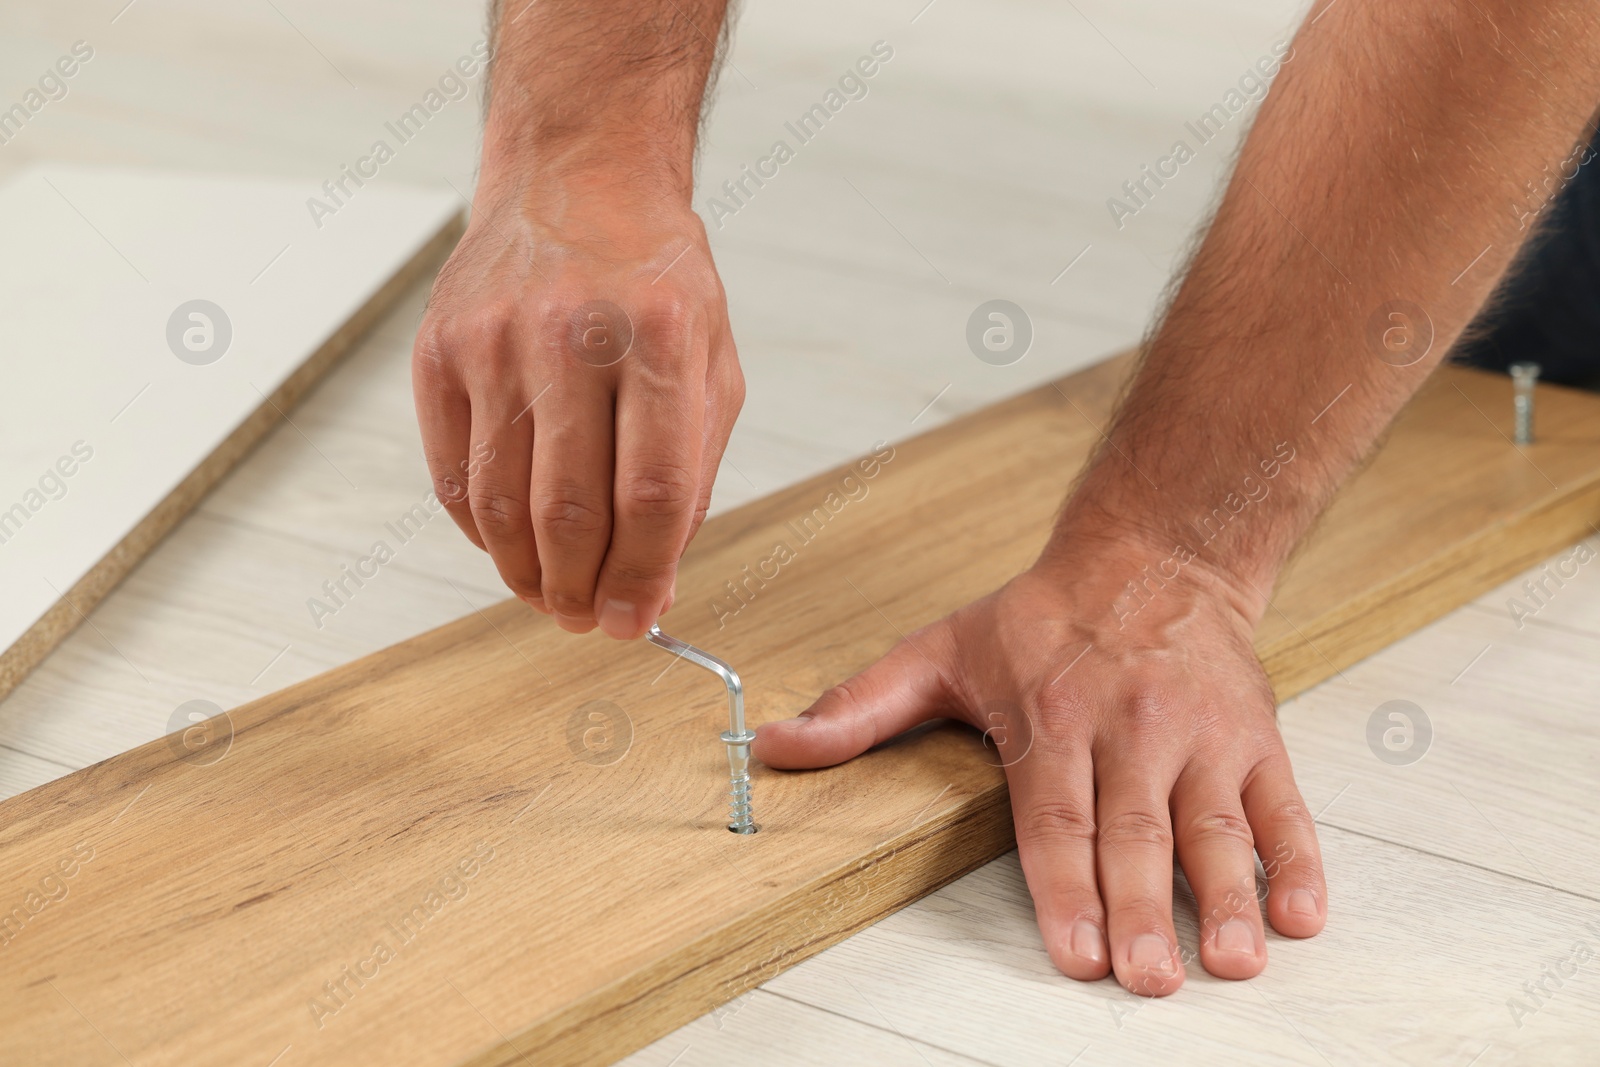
[754,988,1004,1067]
[1459,599,1600,642]
[188,510,507,602]
[0,741,74,770]
[1318,820,1600,906]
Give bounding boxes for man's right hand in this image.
[412,174,742,639]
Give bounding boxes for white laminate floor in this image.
[2,3,1596,1065]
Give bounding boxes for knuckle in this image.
[636,296,695,337]
[630,304,698,365]
[722,361,747,411]
[534,490,609,543]
[617,463,697,518]
[425,457,470,507]
[1121,692,1178,736]
[417,305,515,368]
[413,320,453,371]
[1261,798,1314,829]
[1182,809,1255,847]
[1017,801,1097,844]
[602,560,670,592]
[462,308,520,371]
[819,680,861,709]
[820,675,875,713]
[468,489,531,536]
[433,476,469,508]
[1034,692,1092,738]
[533,300,570,339]
[1099,809,1175,851]
[502,574,544,601]
[545,590,593,616]
[689,496,711,534]
[536,297,588,340]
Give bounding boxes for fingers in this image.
[753,625,953,769]
[412,333,482,550]
[531,367,615,633]
[466,398,541,607]
[592,325,706,640]
[1094,738,1185,996]
[1171,768,1266,980]
[1007,731,1110,981]
[1242,753,1327,939]
[684,331,744,550]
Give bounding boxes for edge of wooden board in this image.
[0,209,466,704]
[1260,478,1600,697]
[466,781,1016,1067]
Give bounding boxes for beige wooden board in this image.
[0,163,463,702]
[1,356,1599,1066]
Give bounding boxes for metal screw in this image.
[646,625,758,834]
[1509,361,1540,445]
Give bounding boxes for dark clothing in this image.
[1453,127,1600,389]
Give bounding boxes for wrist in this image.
[480,119,696,209]
[1047,433,1313,618]
[1034,506,1276,631]
[473,158,700,236]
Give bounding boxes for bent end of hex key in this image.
[646,624,759,834]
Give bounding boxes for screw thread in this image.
[728,773,756,833]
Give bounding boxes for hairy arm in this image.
[758,0,1600,995]
[415,0,742,641]
[481,0,733,200]
[1055,0,1600,610]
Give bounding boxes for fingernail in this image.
[1286,888,1319,918]
[518,594,547,613]
[1215,919,1254,955]
[664,579,676,613]
[553,612,591,633]
[1070,920,1105,964]
[598,599,638,639]
[1129,933,1172,972]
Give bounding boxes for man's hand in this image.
[414,181,740,639]
[754,537,1325,995]
[413,0,739,639]
[768,0,1600,996]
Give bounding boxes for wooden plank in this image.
[1259,364,1600,695]
[1,357,1597,1067]
[0,164,464,703]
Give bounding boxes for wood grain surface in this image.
[1,356,1597,1067]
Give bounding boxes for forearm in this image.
[1047,0,1600,616]
[480,0,734,204]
